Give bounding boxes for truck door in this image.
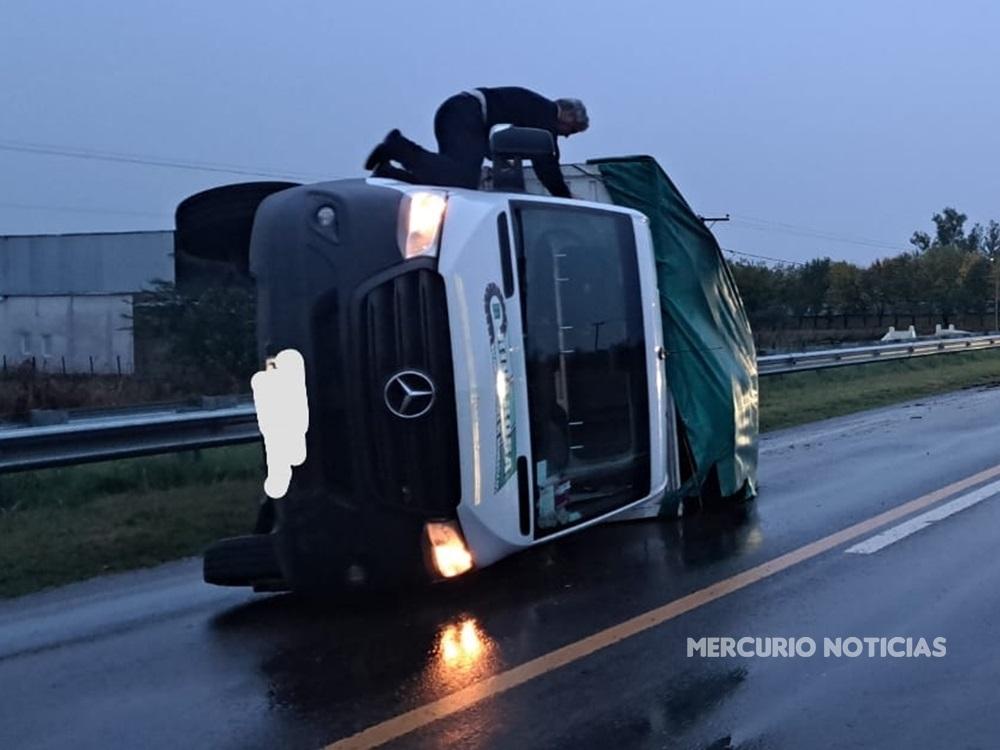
[511,202,661,535]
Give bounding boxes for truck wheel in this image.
[203,535,283,587]
[253,496,276,534]
[174,181,298,281]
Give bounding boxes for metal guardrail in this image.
[757,333,1000,375]
[0,402,259,473]
[2,334,999,473]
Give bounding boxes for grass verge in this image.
[0,446,262,598]
[2,349,999,598]
[760,348,1000,431]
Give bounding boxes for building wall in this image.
[0,230,173,375]
[0,295,134,374]
[0,231,173,295]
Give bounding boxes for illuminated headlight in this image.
[424,520,474,578]
[398,190,447,259]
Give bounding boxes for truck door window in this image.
[513,203,650,536]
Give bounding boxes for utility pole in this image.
[698,213,730,229]
[990,256,1000,333]
[994,256,999,333]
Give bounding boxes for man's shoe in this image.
[364,129,403,170]
[372,162,417,183]
[364,143,388,171]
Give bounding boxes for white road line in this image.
[846,477,1000,555]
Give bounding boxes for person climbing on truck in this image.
[364,86,589,198]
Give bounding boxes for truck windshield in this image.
[513,203,650,536]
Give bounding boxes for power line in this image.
[727,212,905,252]
[721,247,804,267]
[730,212,901,246]
[0,138,330,181]
[0,140,912,257]
[731,221,903,252]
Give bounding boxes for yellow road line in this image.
[326,462,1000,749]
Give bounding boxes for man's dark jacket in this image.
[471,87,571,198]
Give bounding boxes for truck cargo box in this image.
[508,156,759,510]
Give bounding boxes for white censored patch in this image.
[251,349,309,499]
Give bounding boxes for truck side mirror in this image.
[489,127,556,192]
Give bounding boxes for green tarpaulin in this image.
[591,156,758,505]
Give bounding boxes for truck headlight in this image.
[398,190,447,259]
[424,520,474,578]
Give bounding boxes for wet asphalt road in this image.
[3,387,1000,750]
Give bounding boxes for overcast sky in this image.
[2,0,998,265]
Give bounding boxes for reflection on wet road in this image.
[3,388,1000,749]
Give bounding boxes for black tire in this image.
[174,181,298,286]
[203,534,283,587]
[175,182,298,266]
[253,496,276,535]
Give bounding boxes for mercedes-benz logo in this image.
[383,370,436,419]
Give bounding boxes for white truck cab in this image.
[406,178,681,572]
[200,142,695,593]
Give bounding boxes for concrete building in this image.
[0,231,173,374]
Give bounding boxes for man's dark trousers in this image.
[384,94,487,188]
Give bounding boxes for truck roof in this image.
[480,162,613,203]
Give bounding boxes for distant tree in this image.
[910,230,932,252]
[919,244,967,315]
[861,260,893,315]
[906,208,993,316]
[958,253,992,312]
[983,220,1000,258]
[931,207,968,248]
[728,208,1000,333]
[730,261,790,326]
[879,253,921,312]
[789,257,832,315]
[965,223,984,253]
[911,207,981,252]
[825,261,867,313]
[134,281,256,392]
[730,261,773,315]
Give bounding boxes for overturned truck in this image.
[182,133,758,592]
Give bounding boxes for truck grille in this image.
[356,267,461,515]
